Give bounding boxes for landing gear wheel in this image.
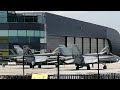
[32,65,34,69]
[76,66,79,70]
[55,65,58,68]
[30,64,32,68]
[103,65,107,69]
[87,65,90,70]
[55,63,58,68]
[2,63,5,68]
[38,65,41,68]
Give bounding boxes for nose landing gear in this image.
[103,65,107,69]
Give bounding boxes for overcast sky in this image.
[16,11,120,34]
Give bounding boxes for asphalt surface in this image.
[0,62,120,75]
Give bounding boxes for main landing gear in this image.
[30,64,42,68]
[103,65,107,69]
[38,64,41,68]
[102,63,107,69]
[76,65,79,70]
[75,64,91,70]
[30,64,34,69]
[87,65,90,70]
[55,63,58,68]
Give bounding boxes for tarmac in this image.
[0,62,120,75]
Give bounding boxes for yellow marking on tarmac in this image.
[32,74,48,79]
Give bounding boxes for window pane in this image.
[0,43,8,49]
[0,18,7,22]
[35,31,40,37]
[38,15,45,24]
[8,11,15,14]
[0,11,7,18]
[9,30,17,36]
[0,37,8,43]
[40,31,45,38]
[34,37,40,43]
[17,16,24,22]
[27,31,34,36]
[9,36,18,43]
[18,36,27,43]
[26,37,34,43]
[18,30,26,36]
[0,43,9,56]
[33,16,37,22]
[0,30,8,36]
[40,38,46,43]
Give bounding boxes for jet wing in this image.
[83,56,98,64]
[35,56,49,63]
[34,53,54,56]
[0,59,11,62]
[35,56,58,63]
[47,61,58,64]
[64,59,74,64]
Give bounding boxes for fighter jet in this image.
[10,45,62,68]
[58,44,120,70]
[11,44,120,70]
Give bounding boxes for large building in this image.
[0,11,120,56]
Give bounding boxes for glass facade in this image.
[0,11,7,23]
[0,11,46,55]
[7,13,38,22]
[9,30,18,36]
[0,30,8,36]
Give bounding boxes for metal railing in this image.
[0,73,120,79]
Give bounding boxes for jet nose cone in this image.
[117,57,120,61]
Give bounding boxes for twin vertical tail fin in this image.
[23,45,35,63]
[59,45,72,56]
[59,44,84,65]
[99,46,110,55]
[72,44,84,65]
[13,45,23,56]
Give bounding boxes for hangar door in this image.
[83,38,90,54]
[67,37,74,47]
[66,36,110,55]
[91,38,97,53]
[75,37,82,53]
[98,39,104,53]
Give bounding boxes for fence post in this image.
[23,55,25,78]
[57,53,60,79]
